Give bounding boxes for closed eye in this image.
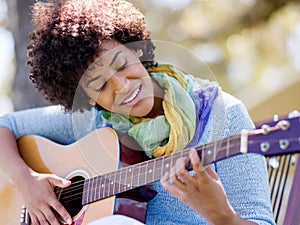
[116,58,127,72]
[95,81,107,92]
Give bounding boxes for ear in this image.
[135,49,143,58]
[89,99,96,106]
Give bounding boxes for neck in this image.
[146,79,164,118]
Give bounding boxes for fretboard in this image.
[82,133,242,205]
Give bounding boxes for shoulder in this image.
[200,91,254,143]
[222,92,254,127]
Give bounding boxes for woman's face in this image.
[80,40,155,117]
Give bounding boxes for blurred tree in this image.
[5,0,299,116]
[9,0,49,110]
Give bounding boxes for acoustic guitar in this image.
[0,114,299,225]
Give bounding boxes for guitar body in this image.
[0,127,120,225]
[1,114,299,225]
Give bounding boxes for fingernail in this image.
[67,218,72,224]
[63,180,71,185]
[190,148,196,156]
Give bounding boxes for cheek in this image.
[95,91,113,110]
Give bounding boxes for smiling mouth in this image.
[122,85,141,105]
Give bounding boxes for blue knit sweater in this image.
[0,92,275,225]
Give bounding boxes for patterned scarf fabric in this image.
[101,64,219,158]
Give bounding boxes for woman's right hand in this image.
[15,170,72,225]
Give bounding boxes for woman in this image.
[0,0,275,225]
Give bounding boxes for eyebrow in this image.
[85,50,123,87]
[86,75,101,87]
[109,50,122,66]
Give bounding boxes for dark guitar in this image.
[0,114,299,225]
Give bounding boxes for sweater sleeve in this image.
[211,93,275,225]
[0,105,106,144]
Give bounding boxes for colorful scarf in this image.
[101,64,219,158]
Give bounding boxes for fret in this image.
[163,155,171,176]
[123,166,130,191]
[102,173,108,200]
[86,179,91,203]
[215,139,227,162]
[139,161,146,186]
[106,174,111,198]
[87,178,91,203]
[131,164,137,188]
[144,161,149,185]
[226,136,230,157]
[159,157,165,178]
[129,166,133,189]
[200,145,205,166]
[115,169,122,194]
[146,161,154,185]
[138,162,142,187]
[94,176,99,202]
[230,134,242,157]
[108,171,113,197]
[161,156,165,179]
[112,170,117,196]
[204,144,213,165]
[82,181,88,204]
[170,153,174,173]
[213,141,217,164]
[94,176,98,202]
[90,177,95,202]
[152,158,156,183]
[97,174,103,201]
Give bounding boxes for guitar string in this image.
[53,135,230,197]
[54,134,288,201]
[56,135,298,204]
[53,135,236,198]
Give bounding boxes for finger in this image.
[47,176,72,224]
[42,202,69,225]
[33,211,50,225]
[28,212,39,225]
[50,198,73,224]
[161,171,170,183]
[189,148,208,175]
[175,157,194,183]
[49,175,71,188]
[42,208,61,225]
[205,165,219,180]
[169,166,187,190]
[175,157,188,181]
[161,171,185,198]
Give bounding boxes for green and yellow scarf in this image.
[102,64,217,158]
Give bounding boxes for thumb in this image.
[49,175,71,188]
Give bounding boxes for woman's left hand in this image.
[161,148,254,225]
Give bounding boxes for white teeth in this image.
[123,86,140,104]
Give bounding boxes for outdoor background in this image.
[0,0,300,122]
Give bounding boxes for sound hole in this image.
[54,175,85,220]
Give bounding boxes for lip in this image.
[121,84,142,106]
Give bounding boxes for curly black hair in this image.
[27,0,156,111]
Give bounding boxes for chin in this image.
[131,103,153,117]
[130,108,152,117]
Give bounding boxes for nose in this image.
[109,74,129,94]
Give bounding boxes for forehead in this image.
[83,40,136,78]
[98,40,133,59]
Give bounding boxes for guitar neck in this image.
[82,133,243,205]
[82,116,300,205]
